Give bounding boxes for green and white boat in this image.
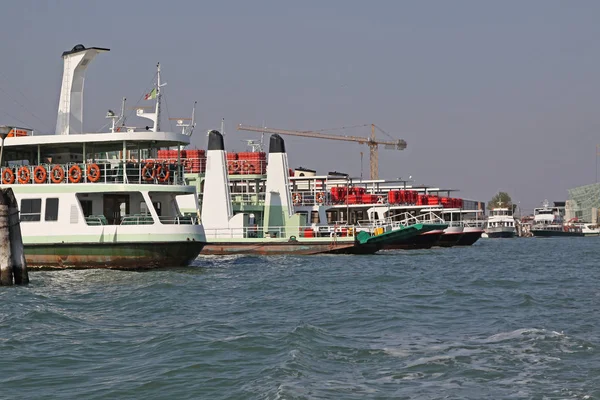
[0,44,206,269]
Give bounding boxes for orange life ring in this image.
[33,166,47,184]
[316,192,325,204]
[17,166,30,184]
[292,193,302,205]
[2,168,15,184]
[231,161,240,172]
[50,165,64,183]
[242,163,256,174]
[142,162,155,181]
[87,163,101,182]
[156,164,170,182]
[68,165,82,183]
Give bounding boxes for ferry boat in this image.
[175,133,488,250]
[195,130,428,255]
[484,204,516,238]
[530,200,600,237]
[0,45,206,268]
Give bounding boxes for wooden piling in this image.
[0,188,28,285]
[0,192,14,285]
[6,189,28,284]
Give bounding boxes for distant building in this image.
[567,183,600,223]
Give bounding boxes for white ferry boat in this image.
[530,200,600,237]
[484,204,516,238]
[0,45,206,268]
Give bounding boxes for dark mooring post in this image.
[6,189,28,284]
[0,188,28,285]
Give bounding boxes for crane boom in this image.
[237,124,407,180]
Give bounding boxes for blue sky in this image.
[1,0,599,212]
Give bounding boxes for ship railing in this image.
[83,214,198,226]
[85,215,109,225]
[363,211,446,229]
[2,160,187,185]
[445,221,464,228]
[158,215,198,225]
[203,224,356,239]
[462,219,485,228]
[291,190,330,206]
[230,192,266,206]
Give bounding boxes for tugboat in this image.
[484,202,516,238]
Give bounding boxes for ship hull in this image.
[456,229,484,246]
[436,227,464,247]
[531,230,584,238]
[486,230,516,238]
[25,241,206,269]
[382,229,444,250]
[202,240,377,255]
[204,224,426,255]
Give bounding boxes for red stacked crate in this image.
[362,194,375,204]
[157,150,169,160]
[410,190,419,204]
[346,194,359,204]
[226,152,238,175]
[330,187,341,203]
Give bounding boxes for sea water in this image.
[0,238,598,399]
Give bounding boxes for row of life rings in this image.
[1,164,102,184]
[141,162,170,182]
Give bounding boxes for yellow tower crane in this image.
[236,124,407,180]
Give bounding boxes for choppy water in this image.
[1,238,599,399]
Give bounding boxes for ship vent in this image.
[70,205,79,224]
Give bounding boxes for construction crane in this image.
[237,124,407,180]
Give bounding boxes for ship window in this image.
[45,198,59,221]
[311,211,319,223]
[80,200,93,217]
[153,202,161,217]
[20,199,42,222]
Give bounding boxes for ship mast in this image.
[155,63,162,132]
[136,63,165,132]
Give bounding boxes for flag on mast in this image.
[144,88,157,100]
